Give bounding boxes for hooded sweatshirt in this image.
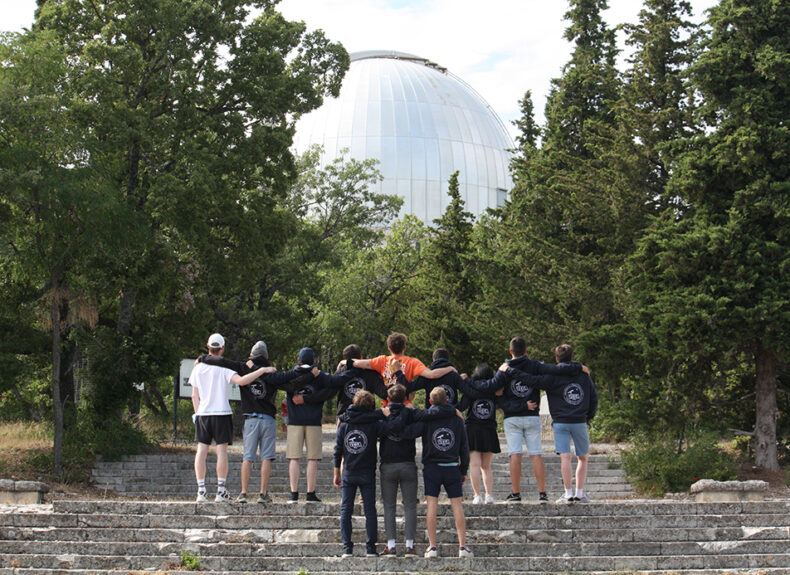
[410,403,470,475]
[406,358,463,407]
[505,365,598,424]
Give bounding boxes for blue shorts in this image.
[242,415,277,461]
[552,422,590,456]
[504,416,542,455]
[423,464,464,499]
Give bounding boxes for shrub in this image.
[180,550,200,570]
[622,432,737,496]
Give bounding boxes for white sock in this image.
[197,480,206,492]
[388,539,396,549]
[565,488,573,498]
[218,478,227,492]
[575,488,584,498]
[406,539,414,548]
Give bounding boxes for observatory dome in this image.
[292,50,514,223]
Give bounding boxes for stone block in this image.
[691,479,768,502]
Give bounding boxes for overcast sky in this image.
[3,0,718,140]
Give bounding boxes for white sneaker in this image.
[484,494,495,504]
[215,490,231,502]
[196,491,208,502]
[555,495,574,504]
[458,546,473,558]
[424,546,438,558]
[472,494,483,504]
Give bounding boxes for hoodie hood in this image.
[343,403,380,424]
[430,358,454,370]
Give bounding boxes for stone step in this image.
[1,552,789,571]
[4,570,790,575]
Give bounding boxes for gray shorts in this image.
[242,415,277,461]
[504,416,542,456]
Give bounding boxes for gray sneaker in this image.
[257,492,272,504]
[196,491,208,502]
[574,495,590,503]
[236,492,248,503]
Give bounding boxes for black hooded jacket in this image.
[405,358,463,407]
[334,404,407,473]
[331,365,387,416]
[505,364,598,424]
[410,403,470,475]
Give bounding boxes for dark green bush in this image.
[622,432,737,496]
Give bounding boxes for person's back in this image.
[334,344,387,417]
[408,348,463,407]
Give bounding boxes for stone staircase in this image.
[89,433,635,501]
[1,499,789,574]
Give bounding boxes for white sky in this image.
[3,0,718,140]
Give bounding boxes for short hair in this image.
[555,344,574,363]
[429,386,447,406]
[472,363,494,380]
[387,332,407,354]
[432,348,450,362]
[343,344,362,361]
[510,336,527,357]
[353,390,376,411]
[387,384,407,403]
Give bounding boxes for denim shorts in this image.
[423,464,464,499]
[552,422,590,456]
[504,415,542,455]
[242,415,277,461]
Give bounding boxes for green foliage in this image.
[180,550,201,570]
[623,432,737,496]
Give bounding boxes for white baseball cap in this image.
[207,333,225,349]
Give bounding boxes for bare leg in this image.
[449,497,467,548]
[559,452,573,491]
[240,460,252,494]
[194,442,209,482]
[529,454,546,493]
[426,496,439,548]
[260,459,272,494]
[509,453,522,493]
[289,458,301,492]
[215,443,228,480]
[576,454,589,490]
[480,452,494,496]
[469,451,483,497]
[306,459,319,493]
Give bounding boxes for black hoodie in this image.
[505,365,598,424]
[457,377,499,428]
[331,365,388,416]
[410,403,470,475]
[286,369,346,426]
[334,404,406,473]
[405,358,463,407]
[378,403,421,464]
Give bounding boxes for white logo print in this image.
[344,377,365,399]
[432,428,455,451]
[345,430,368,454]
[563,383,584,406]
[511,378,531,398]
[441,384,456,404]
[472,400,493,420]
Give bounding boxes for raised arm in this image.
[502,365,557,391]
[199,354,248,373]
[231,365,276,387]
[419,365,457,379]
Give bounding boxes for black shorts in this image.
[466,423,501,453]
[195,414,233,445]
[423,464,463,499]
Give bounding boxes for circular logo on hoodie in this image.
[344,430,368,454]
[563,383,584,406]
[344,377,365,399]
[440,384,456,404]
[472,399,494,420]
[432,428,455,451]
[511,378,531,398]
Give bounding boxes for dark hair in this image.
[430,386,447,405]
[343,344,362,361]
[387,332,407,354]
[387,384,407,403]
[472,363,494,380]
[353,389,375,411]
[510,336,527,357]
[432,348,450,362]
[555,344,574,363]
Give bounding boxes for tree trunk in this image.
[50,278,64,477]
[754,345,780,471]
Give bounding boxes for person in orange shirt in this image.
[350,333,456,390]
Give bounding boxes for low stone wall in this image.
[690,479,768,502]
[0,479,49,504]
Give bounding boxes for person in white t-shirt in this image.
[189,333,275,502]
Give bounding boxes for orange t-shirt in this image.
[369,354,427,387]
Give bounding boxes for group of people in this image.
[187,331,598,558]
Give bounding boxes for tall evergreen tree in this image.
[628,0,790,470]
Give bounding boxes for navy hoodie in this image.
[405,358,463,407]
[331,365,388,416]
[334,404,406,473]
[410,403,470,475]
[457,377,499,428]
[469,356,582,418]
[286,370,345,426]
[506,365,598,424]
[378,403,421,464]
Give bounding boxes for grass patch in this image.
[0,421,51,450]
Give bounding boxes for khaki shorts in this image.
[286,425,323,460]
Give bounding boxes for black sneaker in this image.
[306,491,321,503]
[342,546,353,558]
[366,546,379,557]
[505,492,521,503]
[287,491,299,504]
[538,492,549,503]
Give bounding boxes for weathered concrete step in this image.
[3,570,790,575]
[1,552,789,571]
[2,539,790,558]
[5,525,789,544]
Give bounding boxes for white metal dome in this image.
[292,50,514,223]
